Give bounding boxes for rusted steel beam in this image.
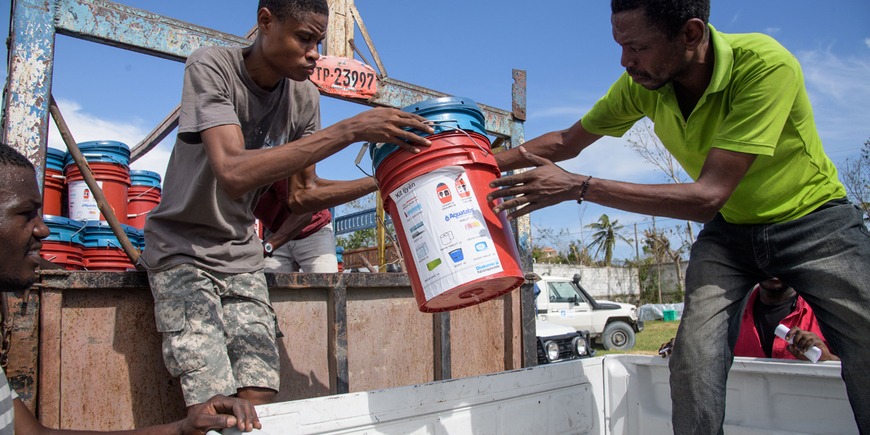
[512,69,527,122]
[130,105,179,163]
[327,275,349,395]
[349,4,387,77]
[38,270,150,290]
[507,69,535,367]
[37,270,414,291]
[432,312,451,381]
[54,0,248,62]
[3,0,57,192]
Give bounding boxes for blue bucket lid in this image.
[81,220,139,248]
[369,97,487,171]
[131,170,162,187]
[402,97,486,137]
[43,215,85,244]
[46,148,66,171]
[137,228,145,250]
[64,141,130,168]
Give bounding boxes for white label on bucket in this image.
[68,180,102,221]
[390,166,503,302]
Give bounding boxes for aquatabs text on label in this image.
[310,56,378,99]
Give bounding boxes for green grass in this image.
[595,319,681,356]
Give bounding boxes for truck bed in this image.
[228,355,855,435]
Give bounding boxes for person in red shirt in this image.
[254,164,376,272]
[733,278,838,361]
[661,278,838,362]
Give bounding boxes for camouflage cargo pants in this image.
[147,264,279,406]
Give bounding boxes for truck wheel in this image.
[602,321,636,351]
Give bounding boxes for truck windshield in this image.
[548,282,586,303]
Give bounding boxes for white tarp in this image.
[638,303,684,321]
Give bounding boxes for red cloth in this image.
[733,286,829,359]
[253,179,331,239]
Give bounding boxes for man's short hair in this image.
[0,142,35,171]
[258,0,329,23]
[611,0,710,40]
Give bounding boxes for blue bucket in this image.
[81,220,139,249]
[64,141,131,167]
[369,96,488,171]
[43,215,85,245]
[46,148,66,172]
[131,170,162,187]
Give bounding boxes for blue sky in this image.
[3,0,869,262]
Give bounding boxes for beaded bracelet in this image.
[577,175,593,205]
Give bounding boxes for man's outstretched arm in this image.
[489,146,756,223]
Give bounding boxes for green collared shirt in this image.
[582,24,845,224]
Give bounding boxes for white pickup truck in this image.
[535,275,643,350]
[230,355,856,435]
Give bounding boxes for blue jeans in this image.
[670,198,870,434]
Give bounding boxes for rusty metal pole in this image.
[48,96,140,266]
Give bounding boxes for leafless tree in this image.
[626,119,696,244]
[839,138,870,224]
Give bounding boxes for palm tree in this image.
[586,214,632,266]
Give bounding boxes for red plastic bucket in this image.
[83,247,134,271]
[41,241,84,270]
[65,162,130,224]
[43,169,65,217]
[127,185,161,229]
[374,130,524,312]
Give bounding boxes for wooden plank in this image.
[37,288,62,428]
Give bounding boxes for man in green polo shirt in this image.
[488,0,870,433]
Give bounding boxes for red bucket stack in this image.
[127,170,162,229]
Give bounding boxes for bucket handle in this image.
[354,142,374,178]
[81,153,127,165]
[70,222,86,240]
[422,120,490,157]
[127,211,149,218]
[128,185,159,202]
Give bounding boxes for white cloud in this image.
[799,49,870,106]
[865,38,870,49]
[797,48,870,156]
[47,99,171,181]
[764,28,781,35]
[730,13,740,25]
[528,105,592,120]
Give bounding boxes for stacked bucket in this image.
[128,170,162,229]
[40,141,148,271]
[369,97,523,312]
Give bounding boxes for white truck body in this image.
[535,276,643,349]
[234,356,855,435]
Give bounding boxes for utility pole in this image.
[635,223,641,296]
[653,217,662,304]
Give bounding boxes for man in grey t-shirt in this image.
[141,0,432,409]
